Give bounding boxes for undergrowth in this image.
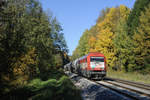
[1,69,82,100]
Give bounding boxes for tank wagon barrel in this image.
[64,62,72,72]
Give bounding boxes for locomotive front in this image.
[87,53,106,79]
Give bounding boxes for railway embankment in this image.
[65,71,150,100]
[66,71,131,100]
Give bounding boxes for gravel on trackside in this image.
[65,71,131,100]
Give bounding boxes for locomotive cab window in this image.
[90,57,104,62]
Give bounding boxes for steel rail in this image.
[105,77,150,91]
[104,81,150,97]
[93,80,141,100]
[65,71,150,100]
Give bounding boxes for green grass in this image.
[107,69,150,84]
[1,69,82,100]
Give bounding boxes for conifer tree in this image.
[114,19,135,72]
[132,4,150,73]
[127,0,150,35]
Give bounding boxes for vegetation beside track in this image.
[1,69,82,100]
[107,69,150,84]
[0,0,82,100]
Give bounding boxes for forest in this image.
[0,0,150,99]
[72,0,150,74]
[0,0,81,100]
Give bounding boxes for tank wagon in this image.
[64,62,72,72]
[72,59,79,73]
[71,52,107,79]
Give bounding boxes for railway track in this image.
[92,77,150,100]
[105,77,150,91]
[66,71,150,100]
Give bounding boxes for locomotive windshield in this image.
[90,57,104,62]
[90,57,105,69]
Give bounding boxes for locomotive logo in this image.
[91,62,104,69]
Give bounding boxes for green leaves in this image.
[127,0,150,35]
[0,0,69,89]
[73,3,150,73]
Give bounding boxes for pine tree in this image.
[114,19,135,72]
[132,4,150,73]
[127,0,150,35]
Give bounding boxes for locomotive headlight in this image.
[99,62,104,69]
[101,67,104,70]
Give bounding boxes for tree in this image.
[96,8,110,24]
[72,8,111,59]
[88,36,97,52]
[71,47,80,60]
[96,27,115,67]
[95,5,130,68]
[72,29,90,58]
[127,0,150,35]
[132,4,150,73]
[113,19,135,72]
[0,0,68,88]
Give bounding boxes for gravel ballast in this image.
[66,71,131,100]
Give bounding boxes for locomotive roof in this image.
[88,52,104,56]
[78,52,104,61]
[78,54,88,61]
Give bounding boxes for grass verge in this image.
[107,69,150,84]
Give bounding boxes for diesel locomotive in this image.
[65,52,107,79]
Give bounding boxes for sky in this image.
[41,0,136,55]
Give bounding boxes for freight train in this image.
[64,52,106,79]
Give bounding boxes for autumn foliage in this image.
[72,3,150,74]
[0,0,76,99]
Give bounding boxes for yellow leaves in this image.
[88,36,97,52]
[10,48,38,86]
[94,6,130,67]
[73,5,131,68]
[1,74,10,82]
[95,27,116,67]
[96,27,113,49]
[12,48,37,77]
[10,75,28,86]
[119,5,130,20]
[97,5,130,33]
[106,7,116,22]
[132,4,150,67]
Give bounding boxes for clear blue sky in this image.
[40,0,136,55]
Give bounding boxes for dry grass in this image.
[107,69,150,84]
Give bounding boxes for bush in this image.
[1,73,82,100]
[28,76,82,100]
